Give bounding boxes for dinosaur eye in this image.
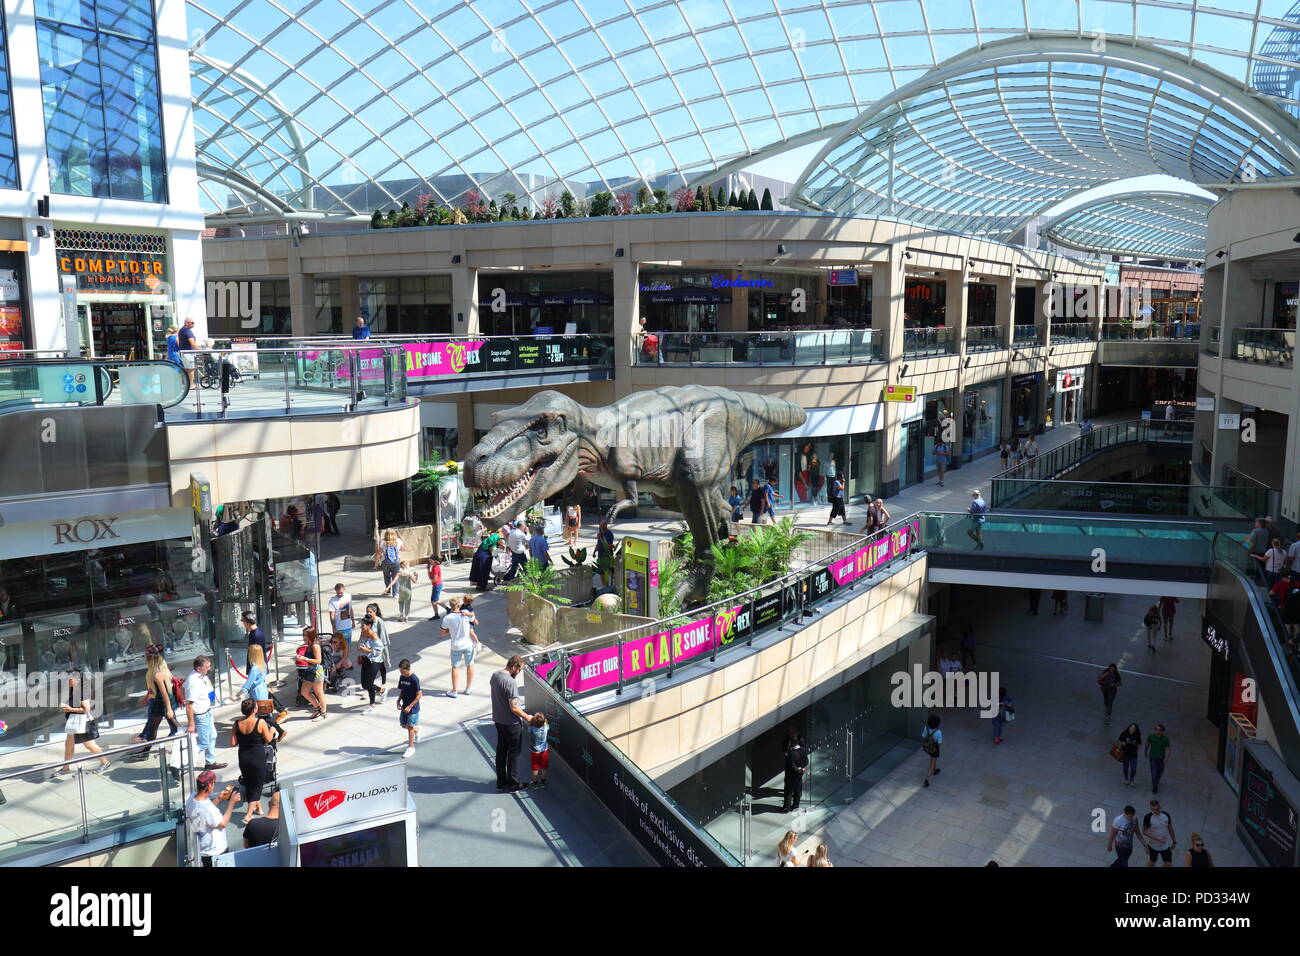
[529,419,550,443]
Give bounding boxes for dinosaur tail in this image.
[728,391,807,444]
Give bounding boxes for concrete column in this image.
[287,258,314,336]
[451,266,479,336]
[456,397,477,459]
[718,284,747,331]
[340,275,360,331]
[874,251,906,497]
[1209,395,1243,484]
[1036,280,1053,351]
[943,269,968,467]
[613,257,640,398]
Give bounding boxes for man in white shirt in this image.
[184,655,226,770]
[186,769,240,865]
[505,522,528,581]
[442,601,480,698]
[328,583,354,668]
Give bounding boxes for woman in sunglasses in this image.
[1184,833,1213,868]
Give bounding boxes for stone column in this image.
[942,268,968,468]
[613,257,640,398]
[994,274,1014,349]
[287,254,314,336]
[340,275,360,330]
[451,266,479,336]
[874,251,906,498]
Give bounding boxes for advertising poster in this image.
[1239,747,1298,867]
[622,536,650,616]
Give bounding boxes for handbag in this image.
[64,711,88,734]
[1109,742,1125,762]
[255,699,276,715]
[76,718,100,742]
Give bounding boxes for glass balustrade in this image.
[902,326,954,357]
[1231,327,1294,367]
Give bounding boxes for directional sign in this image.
[884,385,917,403]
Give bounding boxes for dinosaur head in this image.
[462,391,584,523]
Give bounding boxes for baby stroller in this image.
[491,548,513,587]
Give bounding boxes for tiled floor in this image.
[804,587,1256,867]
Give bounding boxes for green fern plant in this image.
[561,546,589,568]
[411,454,457,495]
[500,558,571,605]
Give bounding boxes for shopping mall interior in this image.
[0,1,1298,875]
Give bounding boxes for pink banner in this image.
[304,340,484,383]
[827,520,920,587]
[534,606,745,695]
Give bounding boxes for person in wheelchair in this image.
[197,347,243,390]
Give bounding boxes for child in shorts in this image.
[529,712,549,788]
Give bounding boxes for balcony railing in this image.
[1101,322,1200,342]
[1048,322,1094,343]
[964,325,1003,352]
[902,325,954,357]
[0,349,412,420]
[277,333,615,377]
[652,329,880,366]
[1206,325,1221,356]
[1012,323,1040,346]
[1231,327,1294,367]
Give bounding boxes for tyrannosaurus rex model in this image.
[462,385,806,607]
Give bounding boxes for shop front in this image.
[961,379,1003,462]
[824,269,872,327]
[899,389,958,489]
[733,411,883,510]
[1010,372,1044,436]
[0,508,207,752]
[0,249,31,355]
[744,270,826,330]
[479,270,614,335]
[56,228,173,360]
[1052,366,1087,428]
[640,273,728,333]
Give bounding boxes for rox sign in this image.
[52,516,120,545]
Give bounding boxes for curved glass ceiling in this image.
[186,0,1300,227]
[1041,190,1213,259]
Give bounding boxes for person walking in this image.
[563,501,582,548]
[1244,517,1271,584]
[921,713,942,787]
[491,656,533,792]
[240,612,267,672]
[933,439,949,487]
[229,699,273,824]
[1107,805,1146,867]
[1118,722,1142,787]
[960,624,977,669]
[357,620,384,714]
[395,560,418,621]
[1159,595,1178,642]
[726,485,743,523]
[443,598,480,698]
[764,477,783,520]
[826,474,847,525]
[295,627,327,722]
[375,529,406,598]
[966,489,988,548]
[397,658,421,759]
[54,670,109,776]
[527,525,550,568]
[1286,529,1300,576]
[1026,589,1041,615]
[777,830,801,867]
[128,646,180,759]
[505,522,528,580]
[324,492,341,535]
[1023,436,1039,460]
[184,655,227,770]
[352,315,371,339]
[1143,603,1161,653]
[1146,723,1172,793]
[1097,663,1121,724]
[165,325,181,367]
[1051,590,1068,615]
[1184,833,1214,867]
[328,584,355,667]
[748,478,768,525]
[808,844,834,867]
[177,317,199,389]
[782,734,808,812]
[1143,799,1177,868]
[427,557,446,619]
[998,438,1011,471]
[991,687,1013,744]
[238,644,287,726]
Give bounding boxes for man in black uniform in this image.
[783,734,809,813]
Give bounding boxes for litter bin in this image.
[1085,592,1104,622]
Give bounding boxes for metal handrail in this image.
[520,515,921,662]
[0,729,192,782]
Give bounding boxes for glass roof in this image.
[187,0,1300,233]
[1040,191,1213,259]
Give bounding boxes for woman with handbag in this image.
[239,645,288,727]
[365,603,390,694]
[295,628,327,721]
[1117,722,1142,787]
[375,529,407,599]
[1143,605,1161,652]
[992,687,1014,744]
[229,699,274,824]
[921,713,943,787]
[56,671,109,776]
[128,646,180,760]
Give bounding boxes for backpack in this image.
[171,675,186,707]
[921,728,939,756]
[1144,611,1159,628]
[641,332,658,355]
